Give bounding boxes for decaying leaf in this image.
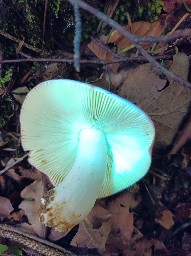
[71,220,111,254]
[155,208,174,229]
[148,52,190,148]
[0,196,13,220]
[7,166,51,185]
[163,0,191,13]
[87,37,120,72]
[106,190,140,240]
[72,190,140,254]
[19,180,47,238]
[12,86,29,104]
[124,239,169,256]
[109,51,190,149]
[108,20,166,51]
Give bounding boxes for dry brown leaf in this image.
[163,1,176,13]
[148,52,190,148]
[109,52,190,149]
[163,0,191,13]
[7,167,42,181]
[71,190,140,254]
[87,37,119,72]
[124,239,169,256]
[87,203,112,226]
[155,209,174,229]
[71,220,111,254]
[108,21,166,51]
[19,180,47,238]
[106,191,140,240]
[87,190,140,244]
[0,196,13,220]
[7,167,52,191]
[12,86,29,104]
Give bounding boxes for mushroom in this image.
[20,79,155,232]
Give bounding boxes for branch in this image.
[67,0,191,89]
[0,224,75,256]
[73,1,82,72]
[134,28,191,43]
[0,55,173,65]
[0,30,48,55]
[0,154,28,175]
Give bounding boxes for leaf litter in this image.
[1,2,191,256]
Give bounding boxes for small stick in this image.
[0,224,75,256]
[0,153,28,175]
[73,1,82,72]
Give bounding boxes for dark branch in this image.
[73,2,82,72]
[67,0,191,89]
[0,55,173,65]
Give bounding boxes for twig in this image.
[67,0,191,89]
[43,0,49,39]
[168,13,189,35]
[0,153,28,175]
[0,30,48,54]
[73,1,82,72]
[122,28,191,43]
[0,224,75,256]
[0,55,174,65]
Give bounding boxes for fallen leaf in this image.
[163,1,176,13]
[109,52,190,149]
[148,52,190,148]
[87,190,140,244]
[163,0,191,13]
[105,227,124,255]
[106,191,140,240]
[7,167,52,188]
[87,203,112,228]
[108,20,166,51]
[155,209,174,229]
[0,196,13,220]
[87,37,119,72]
[71,220,111,254]
[130,239,169,256]
[19,180,47,238]
[12,86,29,104]
[129,238,153,256]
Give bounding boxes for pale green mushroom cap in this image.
[20,79,155,198]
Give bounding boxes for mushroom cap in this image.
[20,79,155,198]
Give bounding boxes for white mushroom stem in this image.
[40,128,107,232]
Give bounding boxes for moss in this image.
[0,97,14,128]
[1,0,104,54]
[0,69,13,89]
[113,1,131,24]
[113,0,163,24]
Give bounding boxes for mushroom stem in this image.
[40,128,107,232]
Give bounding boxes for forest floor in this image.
[1,0,191,255]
